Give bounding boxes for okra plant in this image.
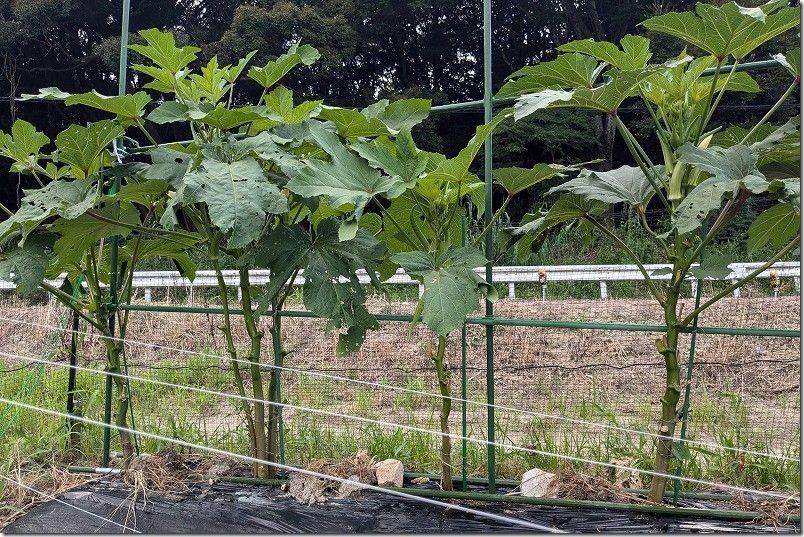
[500,0,800,502]
[0,96,200,462]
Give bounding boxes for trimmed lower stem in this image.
[647,276,683,503]
[239,269,268,478]
[434,335,453,491]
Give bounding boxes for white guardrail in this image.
[0,262,799,302]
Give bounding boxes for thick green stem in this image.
[614,117,672,213]
[211,249,258,474]
[433,334,453,491]
[266,313,283,472]
[471,195,511,249]
[647,266,684,503]
[239,267,268,477]
[104,339,134,463]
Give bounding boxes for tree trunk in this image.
[434,335,453,491]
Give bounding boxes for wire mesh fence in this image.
[0,284,799,492]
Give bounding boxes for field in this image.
[1,292,799,492]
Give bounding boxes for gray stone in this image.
[374,459,404,487]
[520,468,556,498]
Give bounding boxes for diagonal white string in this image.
[1,347,798,501]
[0,397,564,533]
[0,470,141,533]
[0,314,796,463]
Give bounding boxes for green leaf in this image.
[671,442,692,460]
[352,129,428,187]
[558,34,652,71]
[130,28,201,73]
[0,119,50,167]
[19,87,71,100]
[378,98,431,132]
[641,1,800,60]
[195,105,267,131]
[286,123,404,230]
[263,86,322,124]
[143,146,191,186]
[513,194,606,237]
[498,54,602,98]
[773,48,800,78]
[672,143,772,234]
[147,101,189,124]
[51,204,139,267]
[392,247,493,336]
[747,202,800,254]
[688,253,736,280]
[0,180,97,244]
[247,42,320,89]
[178,157,288,248]
[248,221,384,354]
[65,91,151,122]
[55,120,124,179]
[318,107,390,138]
[549,165,658,208]
[493,164,569,195]
[118,235,201,281]
[677,143,766,191]
[0,232,53,296]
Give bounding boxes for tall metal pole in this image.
[102,0,132,467]
[482,0,496,494]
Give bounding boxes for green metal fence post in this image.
[461,211,469,492]
[672,277,704,505]
[102,0,133,466]
[482,0,496,494]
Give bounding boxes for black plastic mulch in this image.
[4,480,800,534]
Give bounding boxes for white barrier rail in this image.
[1,262,799,302]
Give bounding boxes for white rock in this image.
[374,459,404,487]
[520,468,556,498]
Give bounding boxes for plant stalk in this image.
[433,334,453,491]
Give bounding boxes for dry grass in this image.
[544,467,650,504]
[0,444,98,530]
[286,450,376,504]
[730,493,801,528]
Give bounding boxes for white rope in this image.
[0,314,796,463]
[0,397,564,533]
[0,470,140,533]
[0,348,798,501]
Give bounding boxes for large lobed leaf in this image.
[0,120,49,171]
[173,156,288,248]
[55,120,124,179]
[0,232,54,296]
[246,221,386,355]
[549,165,658,208]
[392,247,495,336]
[558,35,652,71]
[286,122,405,240]
[747,202,800,254]
[0,180,97,244]
[493,164,570,196]
[248,42,320,90]
[641,0,800,60]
